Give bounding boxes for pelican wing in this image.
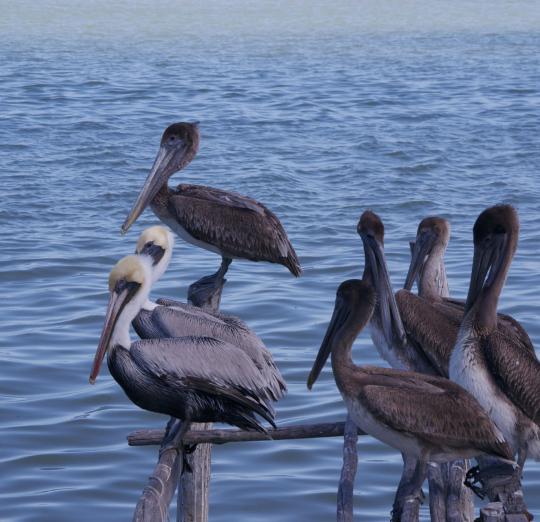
[442,297,535,356]
[131,337,275,425]
[132,309,169,339]
[395,290,460,377]
[167,184,302,275]
[141,302,287,400]
[359,369,512,460]
[482,332,540,425]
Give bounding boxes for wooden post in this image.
[480,502,504,522]
[133,446,184,521]
[337,415,358,522]
[175,273,228,522]
[447,460,473,522]
[178,422,212,522]
[471,458,530,521]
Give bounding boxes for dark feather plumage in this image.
[133,302,287,401]
[356,366,513,461]
[396,290,535,378]
[166,184,302,276]
[108,336,276,432]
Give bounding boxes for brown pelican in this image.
[89,255,276,449]
[357,210,438,375]
[449,204,540,471]
[121,123,302,283]
[358,211,472,520]
[405,217,451,301]
[397,215,535,377]
[307,279,514,521]
[132,225,287,402]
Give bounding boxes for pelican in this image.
[449,204,540,471]
[397,215,535,377]
[121,123,302,282]
[307,279,514,521]
[132,225,287,402]
[89,255,276,449]
[357,210,438,375]
[358,211,473,520]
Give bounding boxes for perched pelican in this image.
[358,211,472,520]
[89,255,276,448]
[357,210,437,375]
[449,204,540,470]
[405,217,451,301]
[121,123,302,280]
[307,279,513,521]
[398,215,535,377]
[132,225,287,402]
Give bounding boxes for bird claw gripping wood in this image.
[464,465,487,499]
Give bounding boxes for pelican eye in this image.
[114,279,141,294]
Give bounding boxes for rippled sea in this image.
[1,1,540,520]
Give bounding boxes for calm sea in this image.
[1,1,540,520]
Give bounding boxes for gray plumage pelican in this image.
[89,255,276,449]
[132,225,287,402]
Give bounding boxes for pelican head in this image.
[404,216,450,291]
[122,122,200,234]
[357,210,406,348]
[307,279,375,389]
[89,255,152,384]
[136,226,175,285]
[465,204,519,314]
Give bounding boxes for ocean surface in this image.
[1,1,540,520]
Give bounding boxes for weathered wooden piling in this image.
[337,415,358,522]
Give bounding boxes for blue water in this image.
[1,1,540,520]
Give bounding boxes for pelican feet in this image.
[159,419,190,456]
[187,258,231,310]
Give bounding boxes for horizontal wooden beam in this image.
[128,421,366,447]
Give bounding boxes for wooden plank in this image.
[336,415,358,522]
[128,422,365,447]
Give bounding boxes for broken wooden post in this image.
[336,415,358,522]
[133,444,184,522]
[469,458,530,521]
[447,460,474,522]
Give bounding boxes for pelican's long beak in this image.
[121,144,182,234]
[464,234,506,313]
[89,284,137,384]
[307,298,349,389]
[362,234,407,348]
[404,230,437,291]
